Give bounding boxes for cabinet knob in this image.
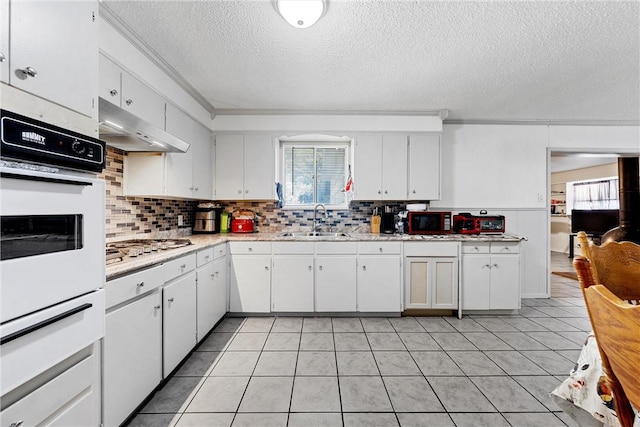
[362,265,367,271]
[17,66,37,79]
[474,246,479,251]
[318,265,323,271]
[109,89,118,97]
[264,266,269,271]
[125,98,133,106]
[0,53,5,62]
[379,247,383,252]
[136,281,144,288]
[154,305,161,310]
[484,264,491,269]
[492,263,499,268]
[384,190,388,194]
[412,190,416,194]
[167,297,174,302]
[180,264,186,269]
[377,190,381,195]
[245,189,249,193]
[308,265,312,271]
[9,421,24,427]
[189,186,194,191]
[205,255,210,260]
[248,247,253,252]
[194,187,199,192]
[238,189,242,194]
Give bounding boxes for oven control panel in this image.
[0,110,105,172]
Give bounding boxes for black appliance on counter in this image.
[381,212,396,234]
[193,207,223,234]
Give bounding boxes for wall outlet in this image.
[178,214,184,226]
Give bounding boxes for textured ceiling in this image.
[102,0,640,122]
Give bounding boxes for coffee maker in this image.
[381,206,396,234]
[193,206,223,234]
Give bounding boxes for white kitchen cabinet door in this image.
[381,133,408,199]
[229,255,271,313]
[405,257,458,310]
[163,272,197,377]
[165,103,195,198]
[98,53,122,107]
[243,134,274,199]
[408,134,440,200]
[104,291,162,427]
[0,0,9,84]
[196,257,227,341]
[191,122,213,199]
[461,255,491,310]
[215,134,244,199]
[489,254,520,309]
[271,256,314,312]
[9,0,97,117]
[354,134,383,200]
[357,256,401,312]
[121,71,166,129]
[315,256,357,312]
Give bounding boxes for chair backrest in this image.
[577,231,640,304]
[583,284,640,422]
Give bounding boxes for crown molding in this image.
[213,108,447,117]
[444,118,640,126]
[99,2,216,119]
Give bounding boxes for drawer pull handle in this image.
[180,264,186,269]
[1,303,92,345]
[10,421,24,427]
[168,297,175,302]
[137,281,144,287]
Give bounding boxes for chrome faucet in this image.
[313,204,328,232]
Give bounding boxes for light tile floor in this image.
[128,252,588,427]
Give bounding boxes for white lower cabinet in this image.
[461,242,521,310]
[272,256,315,312]
[229,242,272,313]
[104,291,162,427]
[404,242,459,310]
[356,242,402,312]
[315,256,357,312]
[196,245,228,342]
[163,271,197,376]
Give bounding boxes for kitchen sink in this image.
[278,231,351,238]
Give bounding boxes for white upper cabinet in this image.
[8,0,98,117]
[408,134,441,200]
[215,134,274,200]
[0,0,9,84]
[165,103,212,199]
[124,105,213,200]
[99,53,166,129]
[354,134,407,200]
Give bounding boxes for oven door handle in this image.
[0,172,93,187]
[0,303,93,345]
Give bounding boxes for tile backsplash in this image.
[100,147,197,240]
[101,147,420,239]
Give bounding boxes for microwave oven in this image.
[407,211,452,234]
[453,213,506,234]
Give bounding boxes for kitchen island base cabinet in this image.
[163,272,197,377]
[461,242,521,310]
[104,291,162,427]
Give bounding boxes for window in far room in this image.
[567,177,619,211]
[280,141,350,209]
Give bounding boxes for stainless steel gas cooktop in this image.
[105,239,192,264]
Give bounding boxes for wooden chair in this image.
[573,231,640,427]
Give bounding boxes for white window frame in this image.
[278,134,352,210]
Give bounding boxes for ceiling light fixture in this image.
[276,0,326,29]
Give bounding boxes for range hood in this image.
[98,98,190,153]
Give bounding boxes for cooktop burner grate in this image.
[105,239,192,262]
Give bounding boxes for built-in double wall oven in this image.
[0,109,106,426]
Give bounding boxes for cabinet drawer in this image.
[462,242,491,254]
[106,264,166,308]
[197,248,215,267]
[358,241,401,255]
[163,254,196,281]
[1,353,97,427]
[490,242,520,254]
[315,242,357,255]
[229,241,271,255]
[213,243,228,260]
[272,242,315,255]
[404,241,459,257]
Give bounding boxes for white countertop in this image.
[106,232,524,280]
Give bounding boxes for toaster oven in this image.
[453,213,505,234]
